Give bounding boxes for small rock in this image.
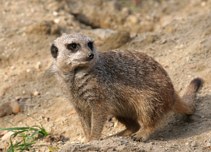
[150,142,155,145]
[126,15,139,24]
[36,61,42,70]
[206,139,211,146]
[54,18,60,24]
[201,2,206,6]
[161,39,167,44]
[0,101,21,117]
[53,11,58,16]
[10,100,21,114]
[1,131,13,141]
[121,7,130,16]
[0,130,7,137]
[92,29,115,40]
[15,96,21,100]
[201,115,205,118]
[26,69,31,73]
[26,20,61,35]
[207,142,211,147]
[100,31,130,51]
[33,91,40,96]
[10,66,15,70]
[191,141,198,147]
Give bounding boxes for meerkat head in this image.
[50,33,98,73]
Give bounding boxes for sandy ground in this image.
[0,0,211,151]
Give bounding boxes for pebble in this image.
[10,100,21,114]
[121,7,130,16]
[0,101,20,117]
[53,11,58,16]
[15,96,21,100]
[185,142,190,146]
[33,91,40,96]
[161,39,167,44]
[10,66,15,70]
[113,121,118,128]
[201,2,206,6]
[54,18,60,24]
[207,142,211,147]
[0,38,5,42]
[36,61,42,70]
[206,139,211,145]
[200,115,205,118]
[150,142,155,145]
[126,15,139,24]
[26,69,31,73]
[1,131,14,141]
[191,141,198,147]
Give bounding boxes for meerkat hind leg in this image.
[115,117,140,136]
[131,125,155,142]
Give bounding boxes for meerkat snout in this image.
[87,41,94,60]
[87,53,94,60]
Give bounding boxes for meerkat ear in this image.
[50,44,58,58]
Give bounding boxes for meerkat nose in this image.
[88,53,94,60]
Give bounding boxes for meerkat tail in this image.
[173,77,204,115]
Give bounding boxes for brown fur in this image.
[51,33,203,142]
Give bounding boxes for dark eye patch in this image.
[50,44,58,58]
[66,43,80,52]
[87,41,94,50]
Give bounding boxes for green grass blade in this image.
[2,125,48,151]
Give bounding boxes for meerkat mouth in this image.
[72,61,93,68]
[69,55,97,72]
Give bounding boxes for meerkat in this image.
[50,33,203,142]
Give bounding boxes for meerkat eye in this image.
[50,44,58,58]
[66,43,80,52]
[87,41,94,50]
